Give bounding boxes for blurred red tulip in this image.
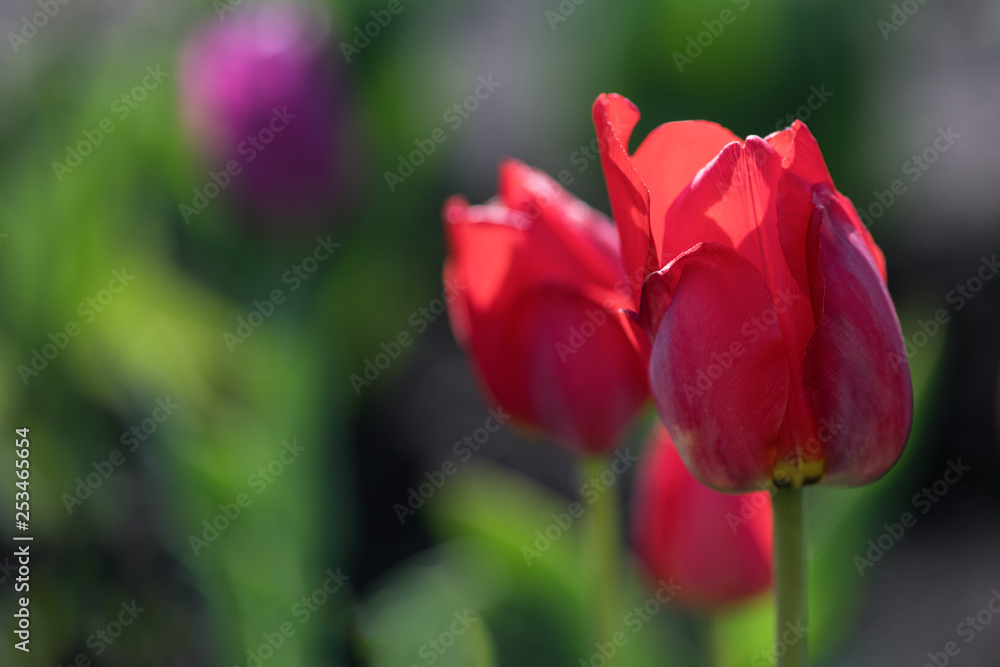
[633,423,772,609]
[593,93,913,491]
[442,160,650,454]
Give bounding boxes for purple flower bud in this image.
[179,3,348,226]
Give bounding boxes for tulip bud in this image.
[632,424,772,608]
[178,3,349,227]
[442,160,650,454]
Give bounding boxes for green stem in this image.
[773,487,808,667]
[581,456,620,665]
[696,613,717,667]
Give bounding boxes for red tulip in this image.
[633,423,772,608]
[593,93,913,491]
[442,160,650,454]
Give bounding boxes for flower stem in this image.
[773,487,808,667]
[581,456,620,665]
[696,613,717,667]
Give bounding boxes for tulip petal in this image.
[766,120,833,186]
[592,93,658,301]
[631,120,740,266]
[442,161,649,454]
[633,425,772,608]
[802,190,913,485]
[443,163,628,319]
[640,243,789,491]
[768,122,887,283]
[497,160,626,292]
[443,196,526,334]
[834,191,888,282]
[483,288,649,453]
[661,137,787,293]
[662,137,817,368]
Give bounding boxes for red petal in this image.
[442,162,648,454]
[631,120,740,266]
[443,196,525,322]
[661,137,816,395]
[801,190,913,485]
[661,137,782,279]
[640,243,789,491]
[834,191,888,282]
[767,120,833,186]
[497,160,626,294]
[768,121,887,283]
[633,424,772,608]
[490,289,649,453]
[592,93,658,303]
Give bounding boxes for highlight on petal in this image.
[801,189,913,485]
[497,160,625,292]
[443,162,628,319]
[661,137,784,283]
[443,196,523,344]
[631,120,740,266]
[640,243,789,491]
[767,120,833,186]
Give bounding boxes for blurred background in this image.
[0,0,998,665]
